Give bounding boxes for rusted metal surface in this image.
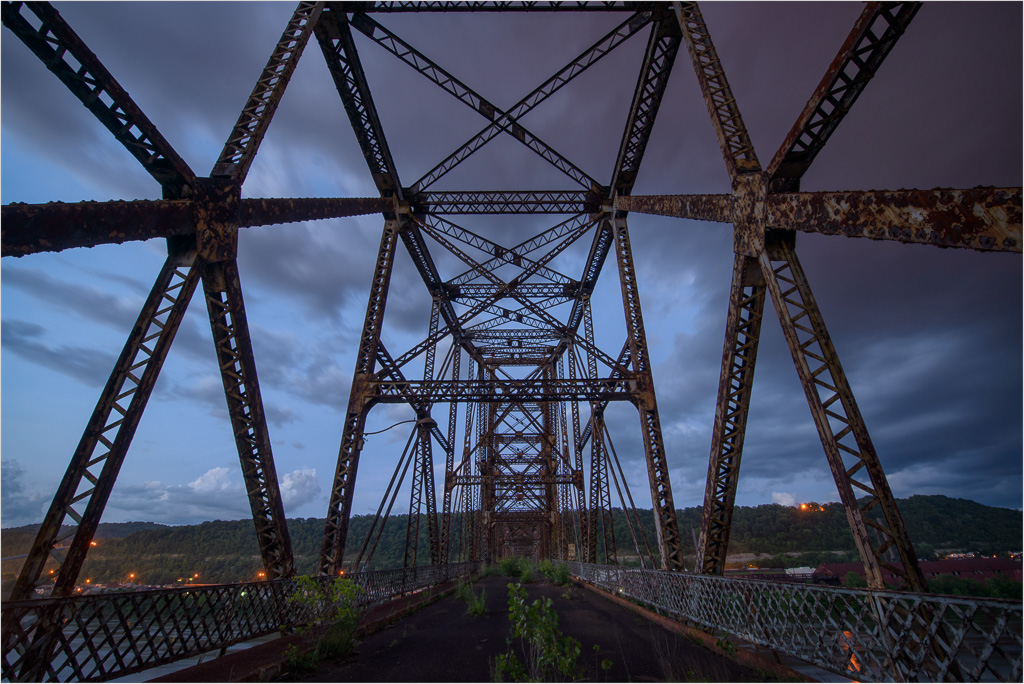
[697,253,765,576]
[1,197,388,258]
[212,2,324,181]
[4,2,1021,680]
[613,193,734,222]
[408,8,653,193]
[610,7,681,196]
[570,562,1023,683]
[0,3,196,194]
[674,2,760,179]
[316,7,403,198]
[412,190,597,214]
[3,251,200,607]
[319,220,401,576]
[731,173,768,258]
[202,260,295,580]
[1,200,192,257]
[239,196,391,226]
[611,217,683,571]
[757,232,925,591]
[2,563,480,683]
[767,3,921,188]
[769,188,1023,253]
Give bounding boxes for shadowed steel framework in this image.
[1,1,1021,680]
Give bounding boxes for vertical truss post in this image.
[541,363,559,558]
[610,216,683,571]
[589,411,616,564]
[211,1,324,181]
[697,254,767,575]
[440,345,461,562]
[479,394,495,565]
[2,248,201,682]
[404,418,440,567]
[6,248,200,604]
[757,231,926,591]
[319,220,400,575]
[202,259,294,579]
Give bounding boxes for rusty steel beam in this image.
[4,249,201,606]
[610,216,683,571]
[211,2,324,181]
[316,7,403,198]
[410,9,652,192]
[768,188,1023,253]
[0,2,196,194]
[758,231,926,591]
[2,200,192,257]
[1,197,389,258]
[412,190,598,214]
[614,193,734,223]
[372,377,633,403]
[320,220,401,576]
[239,196,392,227]
[674,2,760,180]
[610,8,681,196]
[202,260,295,579]
[364,2,643,12]
[767,2,921,189]
[353,12,600,192]
[697,254,766,576]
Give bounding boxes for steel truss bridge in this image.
[1,1,1020,681]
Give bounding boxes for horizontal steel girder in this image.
[613,188,1023,253]
[1,197,391,257]
[363,2,645,12]
[770,188,1022,253]
[412,190,599,214]
[371,377,633,403]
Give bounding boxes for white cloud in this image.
[187,467,239,496]
[280,468,321,511]
[771,492,796,507]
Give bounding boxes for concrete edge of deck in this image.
[148,578,463,683]
[572,578,820,683]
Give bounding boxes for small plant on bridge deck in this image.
[499,556,527,578]
[537,559,571,586]
[492,582,583,682]
[456,580,488,617]
[284,575,365,672]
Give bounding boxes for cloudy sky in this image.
[2,2,1020,533]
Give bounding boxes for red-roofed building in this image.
[815,557,1022,588]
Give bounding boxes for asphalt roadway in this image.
[288,575,785,682]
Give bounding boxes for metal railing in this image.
[1,562,479,682]
[568,561,1022,682]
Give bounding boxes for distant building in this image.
[814,557,1022,587]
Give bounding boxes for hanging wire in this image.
[363,419,417,436]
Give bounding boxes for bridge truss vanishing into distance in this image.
[1,1,1020,681]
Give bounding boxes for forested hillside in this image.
[2,495,1018,589]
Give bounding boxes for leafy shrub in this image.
[492,583,582,682]
[456,579,488,616]
[499,556,526,577]
[286,574,365,668]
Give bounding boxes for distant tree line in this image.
[1,495,1019,592]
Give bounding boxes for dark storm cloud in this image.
[2,1,1020,522]
[1,460,48,527]
[2,263,219,365]
[2,319,116,386]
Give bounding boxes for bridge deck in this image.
[290,576,789,682]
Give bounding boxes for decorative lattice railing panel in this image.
[568,562,1022,682]
[1,562,479,682]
